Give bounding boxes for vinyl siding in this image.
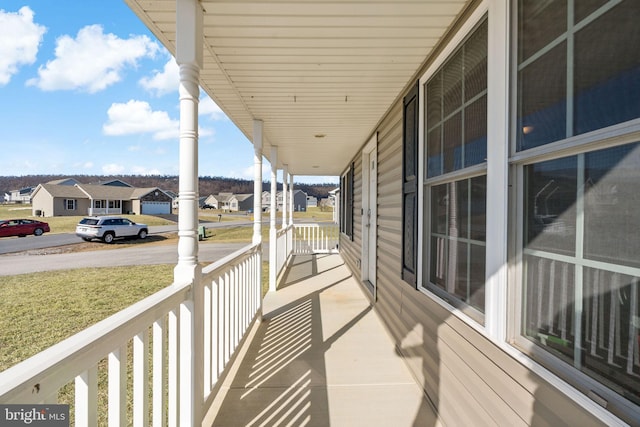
[341,65,610,427]
[339,159,363,284]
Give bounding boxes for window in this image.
[516,0,640,151]
[340,165,354,240]
[108,200,121,209]
[65,199,76,210]
[402,83,419,286]
[421,18,488,320]
[515,0,640,421]
[94,200,106,209]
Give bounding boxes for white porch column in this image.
[175,0,203,425]
[485,0,509,342]
[281,165,288,229]
[269,147,278,292]
[253,120,263,245]
[289,174,294,226]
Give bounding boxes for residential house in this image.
[6,187,34,204]
[262,190,307,211]
[204,192,233,210]
[306,195,317,208]
[229,194,253,212]
[3,1,638,426]
[31,179,173,216]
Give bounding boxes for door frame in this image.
[361,133,378,301]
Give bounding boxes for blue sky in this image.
[0,1,338,185]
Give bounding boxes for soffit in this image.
[125,0,470,176]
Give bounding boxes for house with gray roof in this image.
[31,179,173,217]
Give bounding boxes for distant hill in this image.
[0,175,338,200]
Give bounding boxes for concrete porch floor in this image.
[204,254,439,426]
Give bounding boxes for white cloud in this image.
[0,7,46,86]
[102,163,125,174]
[200,95,227,121]
[132,166,161,175]
[139,58,178,96]
[27,24,159,93]
[103,99,178,140]
[75,161,94,169]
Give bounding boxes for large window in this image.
[515,0,640,420]
[422,18,488,321]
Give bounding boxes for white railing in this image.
[293,223,339,254]
[275,226,293,279]
[201,242,262,408]
[0,242,262,426]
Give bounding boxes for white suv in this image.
[76,216,149,243]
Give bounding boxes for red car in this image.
[0,219,50,237]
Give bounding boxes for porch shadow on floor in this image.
[204,254,438,426]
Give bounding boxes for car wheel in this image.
[102,232,115,244]
[34,228,44,236]
[138,229,148,239]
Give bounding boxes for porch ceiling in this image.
[125,0,470,176]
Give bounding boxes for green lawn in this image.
[0,202,326,370]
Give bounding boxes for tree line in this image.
[0,175,338,199]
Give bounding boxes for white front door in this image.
[362,135,377,299]
[367,150,377,282]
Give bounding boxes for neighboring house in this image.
[7,187,34,203]
[306,196,317,208]
[204,193,254,212]
[262,190,307,211]
[229,194,253,212]
[31,180,172,217]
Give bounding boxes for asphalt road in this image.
[0,220,258,255]
[0,220,273,276]
[0,242,250,276]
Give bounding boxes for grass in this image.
[0,265,175,372]
[0,203,330,369]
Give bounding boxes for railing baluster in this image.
[168,308,179,427]
[204,281,212,394]
[108,346,127,427]
[75,366,98,427]
[134,329,150,427]
[153,319,166,426]
[211,279,219,385]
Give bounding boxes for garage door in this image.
[141,201,171,214]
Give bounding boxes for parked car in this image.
[75,216,148,243]
[202,204,216,209]
[0,219,50,238]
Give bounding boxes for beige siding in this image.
[339,80,610,427]
[339,158,363,283]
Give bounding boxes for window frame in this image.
[64,199,77,211]
[509,0,640,421]
[417,10,490,325]
[340,164,354,240]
